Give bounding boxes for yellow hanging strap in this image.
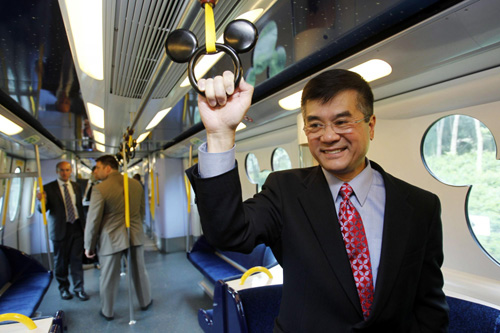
[150,168,155,220]
[0,313,37,330]
[205,3,216,53]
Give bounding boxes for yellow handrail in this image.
[240,266,273,285]
[155,172,159,206]
[149,168,155,220]
[1,178,12,227]
[0,313,37,330]
[124,173,130,228]
[184,175,191,213]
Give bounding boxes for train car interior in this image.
[0,0,499,331]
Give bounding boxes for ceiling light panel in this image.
[110,0,186,98]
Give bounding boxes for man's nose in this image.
[320,124,341,141]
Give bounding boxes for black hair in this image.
[95,155,119,170]
[301,69,374,119]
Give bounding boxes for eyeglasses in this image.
[303,116,369,136]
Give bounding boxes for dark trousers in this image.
[53,220,84,292]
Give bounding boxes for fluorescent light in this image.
[236,8,263,22]
[236,122,246,132]
[180,8,264,88]
[87,103,105,128]
[95,142,106,152]
[278,59,392,110]
[93,130,105,144]
[0,114,23,135]
[136,132,150,143]
[64,0,103,80]
[349,59,392,82]
[146,108,171,130]
[279,90,303,111]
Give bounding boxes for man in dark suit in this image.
[84,155,152,321]
[186,69,449,331]
[37,161,89,301]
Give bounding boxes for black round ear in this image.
[223,19,258,53]
[165,29,198,63]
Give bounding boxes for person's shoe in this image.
[75,291,89,301]
[141,299,153,311]
[60,289,73,300]
[99,310,114,321]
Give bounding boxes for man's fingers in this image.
[204,78,217,107]
[214,75,228,106]
[198,78,206,92]
[223,71,235,95]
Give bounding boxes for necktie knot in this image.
[340,183,353,200]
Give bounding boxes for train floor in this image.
[36,240,213,332]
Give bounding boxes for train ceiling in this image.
[0,0,500,163]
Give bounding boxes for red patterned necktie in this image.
[338,183,374,319]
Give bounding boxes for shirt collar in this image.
[322,159,373,206]
[57,179,70,187]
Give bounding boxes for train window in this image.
[271,147,292,171]
[245,148,293,192]
[8,167,22,221]
[422,114,500,265]
[245,153,271,193]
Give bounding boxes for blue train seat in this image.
[447,296,500,332]
[0,245,53,318]
[198,280,282,333]
[187,235,278,295]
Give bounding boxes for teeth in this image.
[324,148,343,154]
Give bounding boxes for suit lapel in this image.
[369,163,413,319]
[297,167,363,317]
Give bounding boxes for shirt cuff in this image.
[198,142,236,178]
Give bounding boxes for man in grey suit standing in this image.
[84,155,152,321]
[37,161,89,301]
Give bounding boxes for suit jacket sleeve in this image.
[84,185,105,252]
[186,163,283,254]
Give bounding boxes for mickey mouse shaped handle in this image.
[165,19,258,96]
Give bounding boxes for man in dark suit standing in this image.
[84,155,151,321]
[37,161,89,301]
[186,69,449,331]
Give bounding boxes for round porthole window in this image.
[422,114,500,265]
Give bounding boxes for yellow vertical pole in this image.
[155,172,159,207]
[122,141,135,325]
[149,167,155,220]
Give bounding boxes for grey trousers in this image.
[99,246,152,317]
